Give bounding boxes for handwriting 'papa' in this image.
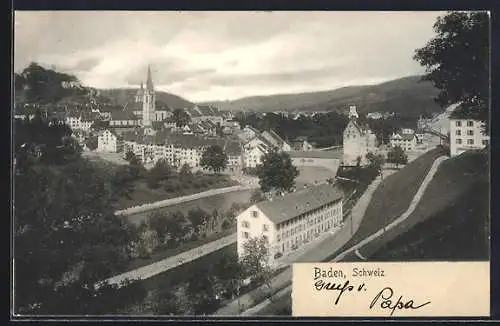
[315,279,366,305]
[369,287,431,316]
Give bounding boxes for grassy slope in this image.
[368,150,489,261]
[115,176,239,210]
[125,189,254,225]
[336,147,448,254]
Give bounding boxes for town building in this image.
[291,137,314,151]
[342,106,378,166]
[366,112,383,120]
[239,125,261,143]
[65,111,99,132]
[97,129,124,153]
[261,130,292,152]
[236,183,343,268]
[389,132,418,151]
[449,118,489,157]
[242,129,293,169]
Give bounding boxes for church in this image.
[131,65,170,126]
[342,106,378,166]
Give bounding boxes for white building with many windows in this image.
[236,184,343,268]
[97,129,124,153]
[389,132,418,151]
[449,118,489,156]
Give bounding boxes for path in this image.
[115,185,256,216]
[101,232,237,287]
[244,155,448,315]
[332,155,448,261]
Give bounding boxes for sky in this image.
[14,11,445,102]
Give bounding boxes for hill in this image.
[14,63,195,112]
[202,75,442,118]
[366,149,489,261]
[97,88,194,110]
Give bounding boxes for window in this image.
[262,224,269,232]
[467,121,474,127]
[482,139,489,146]
[242,232,249,239]
[467,130,474,136]
[456,121,462,127]
[456,138,462,144]
[242,221,250,228]
[251,211,258,218]
[467,139,474,145]
[455,130,462,136]
[277,234,281,242]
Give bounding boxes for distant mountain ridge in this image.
[98,88,194,110]
[201,75,442,118]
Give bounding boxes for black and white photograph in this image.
[12,11,490,317]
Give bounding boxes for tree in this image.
[172,108,191,127]
[186,266,220,315]
[179,163,193,181]
[414,11,490,132]
[240,236,273,293]
[152,290,183,315]
[213,252,244,301]
[257,150,299,194]
[165,211,188,246]
[250,189,265,204]
[186,208,209,235]
[147,212,170,244]
[110,165,135,201]
[147,158,172,189]
[86,136,98,151]
[124,151,135,162]
[14,157,144,314]
[387,146,408,168]
[128,154,145,179]
[200,145,228,175]
[366,152,385,173]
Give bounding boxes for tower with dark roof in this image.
[142,65,156,127]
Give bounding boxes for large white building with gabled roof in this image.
[236,183,343,267]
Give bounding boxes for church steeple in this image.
[146,65,154,91]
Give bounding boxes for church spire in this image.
[146,65,154,91]
[140,81,144,90]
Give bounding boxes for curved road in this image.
[244,155,448,315]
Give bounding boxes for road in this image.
[115,185,257,216]
[244,155,448,315]
[101,232,237,287]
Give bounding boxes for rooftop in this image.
[256,183,343,225]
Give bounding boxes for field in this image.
[367,150,489,261]
[295,166,336,188]
[334,146,447,255]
